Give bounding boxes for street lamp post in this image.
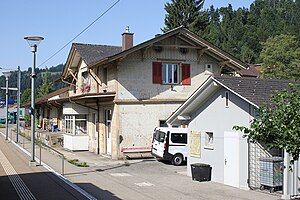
[16,66,21,143]
[24,36,44,165]
[3,71,11,140]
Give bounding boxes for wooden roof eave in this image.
[89,26,247,70]
[89,26,185,68]
[183,30,248,70]
[62,45,76,79]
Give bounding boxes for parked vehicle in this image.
[151,127,188,166]
[0,111,18,124]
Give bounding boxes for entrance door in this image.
[105,109,112,155]
[224,131,239,188]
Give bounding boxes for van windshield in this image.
[154,130,165,142]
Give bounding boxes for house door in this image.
[224,131,239,188]
[105,109,112,155]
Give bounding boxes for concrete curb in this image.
[0,131,97,200]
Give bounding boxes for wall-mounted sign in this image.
[190,131,201,158]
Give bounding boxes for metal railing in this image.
[36,140,65,175]
[11,128,65,175]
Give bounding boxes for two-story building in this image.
[61,26,248,159]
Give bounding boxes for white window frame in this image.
[65,114,87,135]
[204,132,214,150]
[225,91,229,108]
[162,63,179,84]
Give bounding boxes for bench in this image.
[121,146,151,153]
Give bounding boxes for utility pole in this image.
[5,75,9,140]
[3,71,11,140]
[16,66,21,143]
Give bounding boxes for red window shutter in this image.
[181,64,191,85]
[152,62,162,84]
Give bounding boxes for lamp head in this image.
[2,71,11,78]
[24,36,44,46]
[24,36,44,52]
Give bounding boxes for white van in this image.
[151,127,188,166]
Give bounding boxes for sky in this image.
[0,0,253,71]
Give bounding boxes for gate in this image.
[248,140,284,194]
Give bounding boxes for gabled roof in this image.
[213,76,291,107]
[90,26,248,70]
[167,76,293,125]
[238,64,261,77]
[74,43,122,65]
[62,43,122,78]
[22,87,69,107]
[62,26,249,79]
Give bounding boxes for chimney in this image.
[122,26,133,51]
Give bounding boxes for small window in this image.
[205,132,214,149]
[82,71,88,78]
[159,120,168,127]
[65,115,87,135]
[205,64,213,73]
[103,68,108,86]
[163,63,179,84]
[154,130,165,142]
[225,91,229,107]
[171,133,187,144]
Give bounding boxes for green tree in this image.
[234,84,300,161]
[259,34,300,80]
[162,0,208,33]
[37,71,53,98]
[162,0,300,64]
[21,88,31,105]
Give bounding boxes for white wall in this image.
[114,37,222,157]
[117,39,219,101]
[187,87,253,189]
[63,103,89,115]
[118,103,181,149]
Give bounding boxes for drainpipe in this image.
[282,150,291,200]
[97,99,100,155]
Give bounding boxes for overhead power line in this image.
[38,0,121,67]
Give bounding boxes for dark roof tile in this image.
[73,43,122,65]
[238,64,261,77]
[214,76,293,107]
[22,87,69,107]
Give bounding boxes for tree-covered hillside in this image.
[163,0,300,64]
[0,64,65,100]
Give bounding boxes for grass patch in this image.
[68,159,89,167]
[0,124,5,128]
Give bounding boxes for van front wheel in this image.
[172,154,183,166]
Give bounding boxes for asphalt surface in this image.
[1,127,280,200]
[0,134,91,200]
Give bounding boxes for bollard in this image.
[62,156,65,175]
[10,128,12,141]
[39,141,42,166]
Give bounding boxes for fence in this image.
[248,140,284,194]
[9,126,65,175]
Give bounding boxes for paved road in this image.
[66,159,280,200]
[0,134,91,200]
[2,127,280,200]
